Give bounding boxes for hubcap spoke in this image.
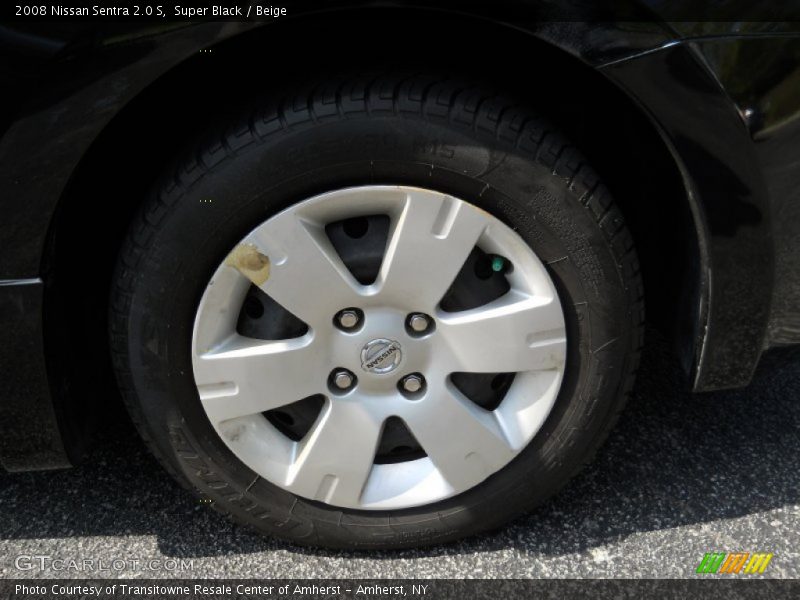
[377,191,488,310]
[194,335,325,424]
[288,400,383,505]
[405,381,515,490]
[438,290,566,373]
[243,211,362,329]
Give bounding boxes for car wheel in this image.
[110,74,643,549]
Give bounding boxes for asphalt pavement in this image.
[1,332,798,579]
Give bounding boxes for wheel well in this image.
[45,14,699,459]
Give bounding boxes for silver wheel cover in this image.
[191,186,567,510]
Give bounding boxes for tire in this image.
[109,73,644,550]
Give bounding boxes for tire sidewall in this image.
[117,113,634,548]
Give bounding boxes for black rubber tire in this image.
[109,73,644,550]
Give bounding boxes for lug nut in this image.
[401,374,424,394]
[408,313,431,333]
[336,309,361,330]
[332,369,355,390]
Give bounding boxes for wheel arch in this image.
[41,13,702,462]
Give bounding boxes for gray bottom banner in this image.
[4,579,800,600]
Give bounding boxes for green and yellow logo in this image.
[696,552,773,574]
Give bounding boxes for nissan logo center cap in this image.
[360,339,402,374]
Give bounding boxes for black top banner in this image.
[5,0,800,23]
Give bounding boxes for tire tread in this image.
[110,73,645,548]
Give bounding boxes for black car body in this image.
[1,2,799,475]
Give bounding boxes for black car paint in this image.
[695,35,800,348]
[0,5,799,471]
[601,43,776,391]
